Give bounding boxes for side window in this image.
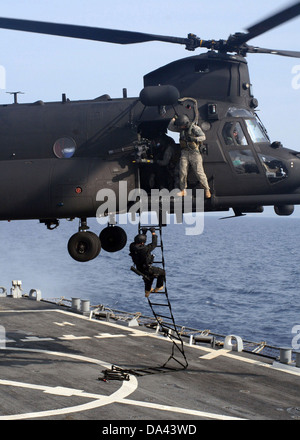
[53,137,77,158]
[229,150,259,174]
[258,154,288,183]
[222,122,247,146]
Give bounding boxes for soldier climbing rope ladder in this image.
[129,228,165,297]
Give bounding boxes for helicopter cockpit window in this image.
[227,107,253,118]
[245,119,269,144]
[258,154,288,183]
[229,150,259,174]
[53,137,77,158]
[222,122,248,146]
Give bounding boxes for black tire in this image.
[68,231,101,262]
[99,226,127,253]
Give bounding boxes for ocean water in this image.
[1,212,299,348]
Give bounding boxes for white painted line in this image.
[119,397,246,421]
[94,333,126,339]
[53,322,75,327]
[199,348,300,377]
[0,338,16,344]
[129,331,155,337]
[0,377,138,420]
[20,337,54,342]
[200,349,230,359]
[59,334,91,341]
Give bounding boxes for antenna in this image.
[6,91,24,104]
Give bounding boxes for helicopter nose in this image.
[266,152,300,204]
[271,154,300,215]
[291,154,300,179]
[287,153,300,194]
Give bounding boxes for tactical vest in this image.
[129,243,154,269]
[179,124,199,150]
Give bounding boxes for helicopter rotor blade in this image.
[247,45,300,58]
[1,4,300,56]
[234,1,300,45]
[0,16,188,46]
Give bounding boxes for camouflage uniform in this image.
[168,119,210,192]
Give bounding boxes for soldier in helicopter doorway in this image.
[168,115,211,198]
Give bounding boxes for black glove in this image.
[142,228,148,235]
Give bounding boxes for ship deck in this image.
[0,296,299,421]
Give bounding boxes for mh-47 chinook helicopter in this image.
[0,3,300,262]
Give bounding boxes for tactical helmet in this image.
[134,234,147,244]
[174,114,190,129]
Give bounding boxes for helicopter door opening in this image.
[137,121,181,194]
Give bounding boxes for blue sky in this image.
[0,0,300,217]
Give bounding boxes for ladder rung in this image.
[153,314,173,321]
[149,302,169,307]
[160,322,176,329]
[150,298,168,304]
[150,290,167,294]
[160,324,177,333]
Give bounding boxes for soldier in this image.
[168,115,211,198]
[129,228,165,297]
[150,133,180,190]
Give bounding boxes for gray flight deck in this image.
[0,295,300,421]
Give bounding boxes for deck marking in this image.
[53,321,75,327]
[0,338,16,344]
[94,333,126,339]
[2,308,300,377]
[199,348,300,376]
[200,349,230,359]
[59,334,91,341]
[0,377,138,420]
[3,307,300,377]
[0,346,244,420]
[0,347,136,420]
[20,336,54,342]
[119,398,245,420]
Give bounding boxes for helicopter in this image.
[0,3,300,262]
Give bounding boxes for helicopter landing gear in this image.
[68,218,101,262]
[99,224,127,252]
[67,218,127,261]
